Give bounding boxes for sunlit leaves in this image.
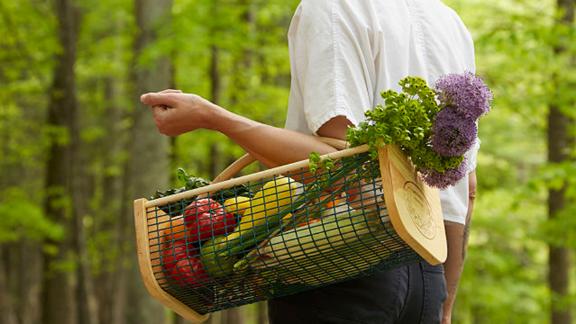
[0,188,64,243]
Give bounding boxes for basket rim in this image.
[144,144,370,208]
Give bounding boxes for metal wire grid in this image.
[145,153,420,314]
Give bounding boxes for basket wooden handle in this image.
[212,137,348,183]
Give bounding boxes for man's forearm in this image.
[442,171,476,323]
[140,91,350,168]
[209,104,340,167]
[443,222,467,322]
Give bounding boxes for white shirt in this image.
[285,0,479,224]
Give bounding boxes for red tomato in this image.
[161,239,189,271]
[169,257,209,288]
[184,198,237,242]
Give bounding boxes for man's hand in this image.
[140,89,219,136]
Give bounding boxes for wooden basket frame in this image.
[134,143,446,322]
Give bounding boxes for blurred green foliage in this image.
[0,0,573,322]
[0,188,63,243]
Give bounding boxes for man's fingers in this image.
[152,105,168,119]
[140,92,179,107]
[160,89,182,94]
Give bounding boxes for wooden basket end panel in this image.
[134,199,166,280]
[133,199,210,323]
[377,146,447,265]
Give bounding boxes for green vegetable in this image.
[178,168,210,190]
[151,188,191,217]
[346,76,462,174]
[151,169,209,217]
[236,207,403,287]
[198,235,235,277]
[234,207,384,270]
[152,168,252,217]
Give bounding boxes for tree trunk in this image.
[548,1,574,324]
[73,182,98,324]
[41,1,80,324]
[0,244,43,324]
[121,0,173,323]
[0,246,17,324]
[90,12,134,324]
[208,9,223,180]
[73,98,98,324]
[93,76,131,324]
[210,44,222,105]
[17,243,43,324]
[230,0,255,108]
[547,111,574,324]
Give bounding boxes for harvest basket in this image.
[134,139,446,322]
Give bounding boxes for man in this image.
[141,0,478,322]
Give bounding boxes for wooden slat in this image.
[134,199,210,323]
[378,145,447,265]
[147,208,169,280]
[145,144,370,208]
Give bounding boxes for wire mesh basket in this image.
[134,139,447,322]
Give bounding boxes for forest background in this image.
[0,0,574,323]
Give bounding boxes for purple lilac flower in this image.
[435,72,493,120]
[420,160,468,189]
[431,107,478,157]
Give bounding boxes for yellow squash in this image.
[225,176,302,242]
[223,196,251,215]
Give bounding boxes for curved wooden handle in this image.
[212,137,348,183]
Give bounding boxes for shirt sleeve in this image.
[289,0,375,134]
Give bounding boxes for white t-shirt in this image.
[285,0,479,224]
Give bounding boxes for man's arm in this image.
[442,171,477,324]
[140,91,352,167]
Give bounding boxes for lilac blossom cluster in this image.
[431,107,478,157]
[424,72,492,188]
[435,72,493,120]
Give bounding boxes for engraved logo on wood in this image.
[396,181,436,239]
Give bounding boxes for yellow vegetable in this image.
[223,196,251,214]
[200,176,302,278]
[282,213,293,221]
[226,177,302,242]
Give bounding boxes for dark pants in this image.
[268,261,447,324]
